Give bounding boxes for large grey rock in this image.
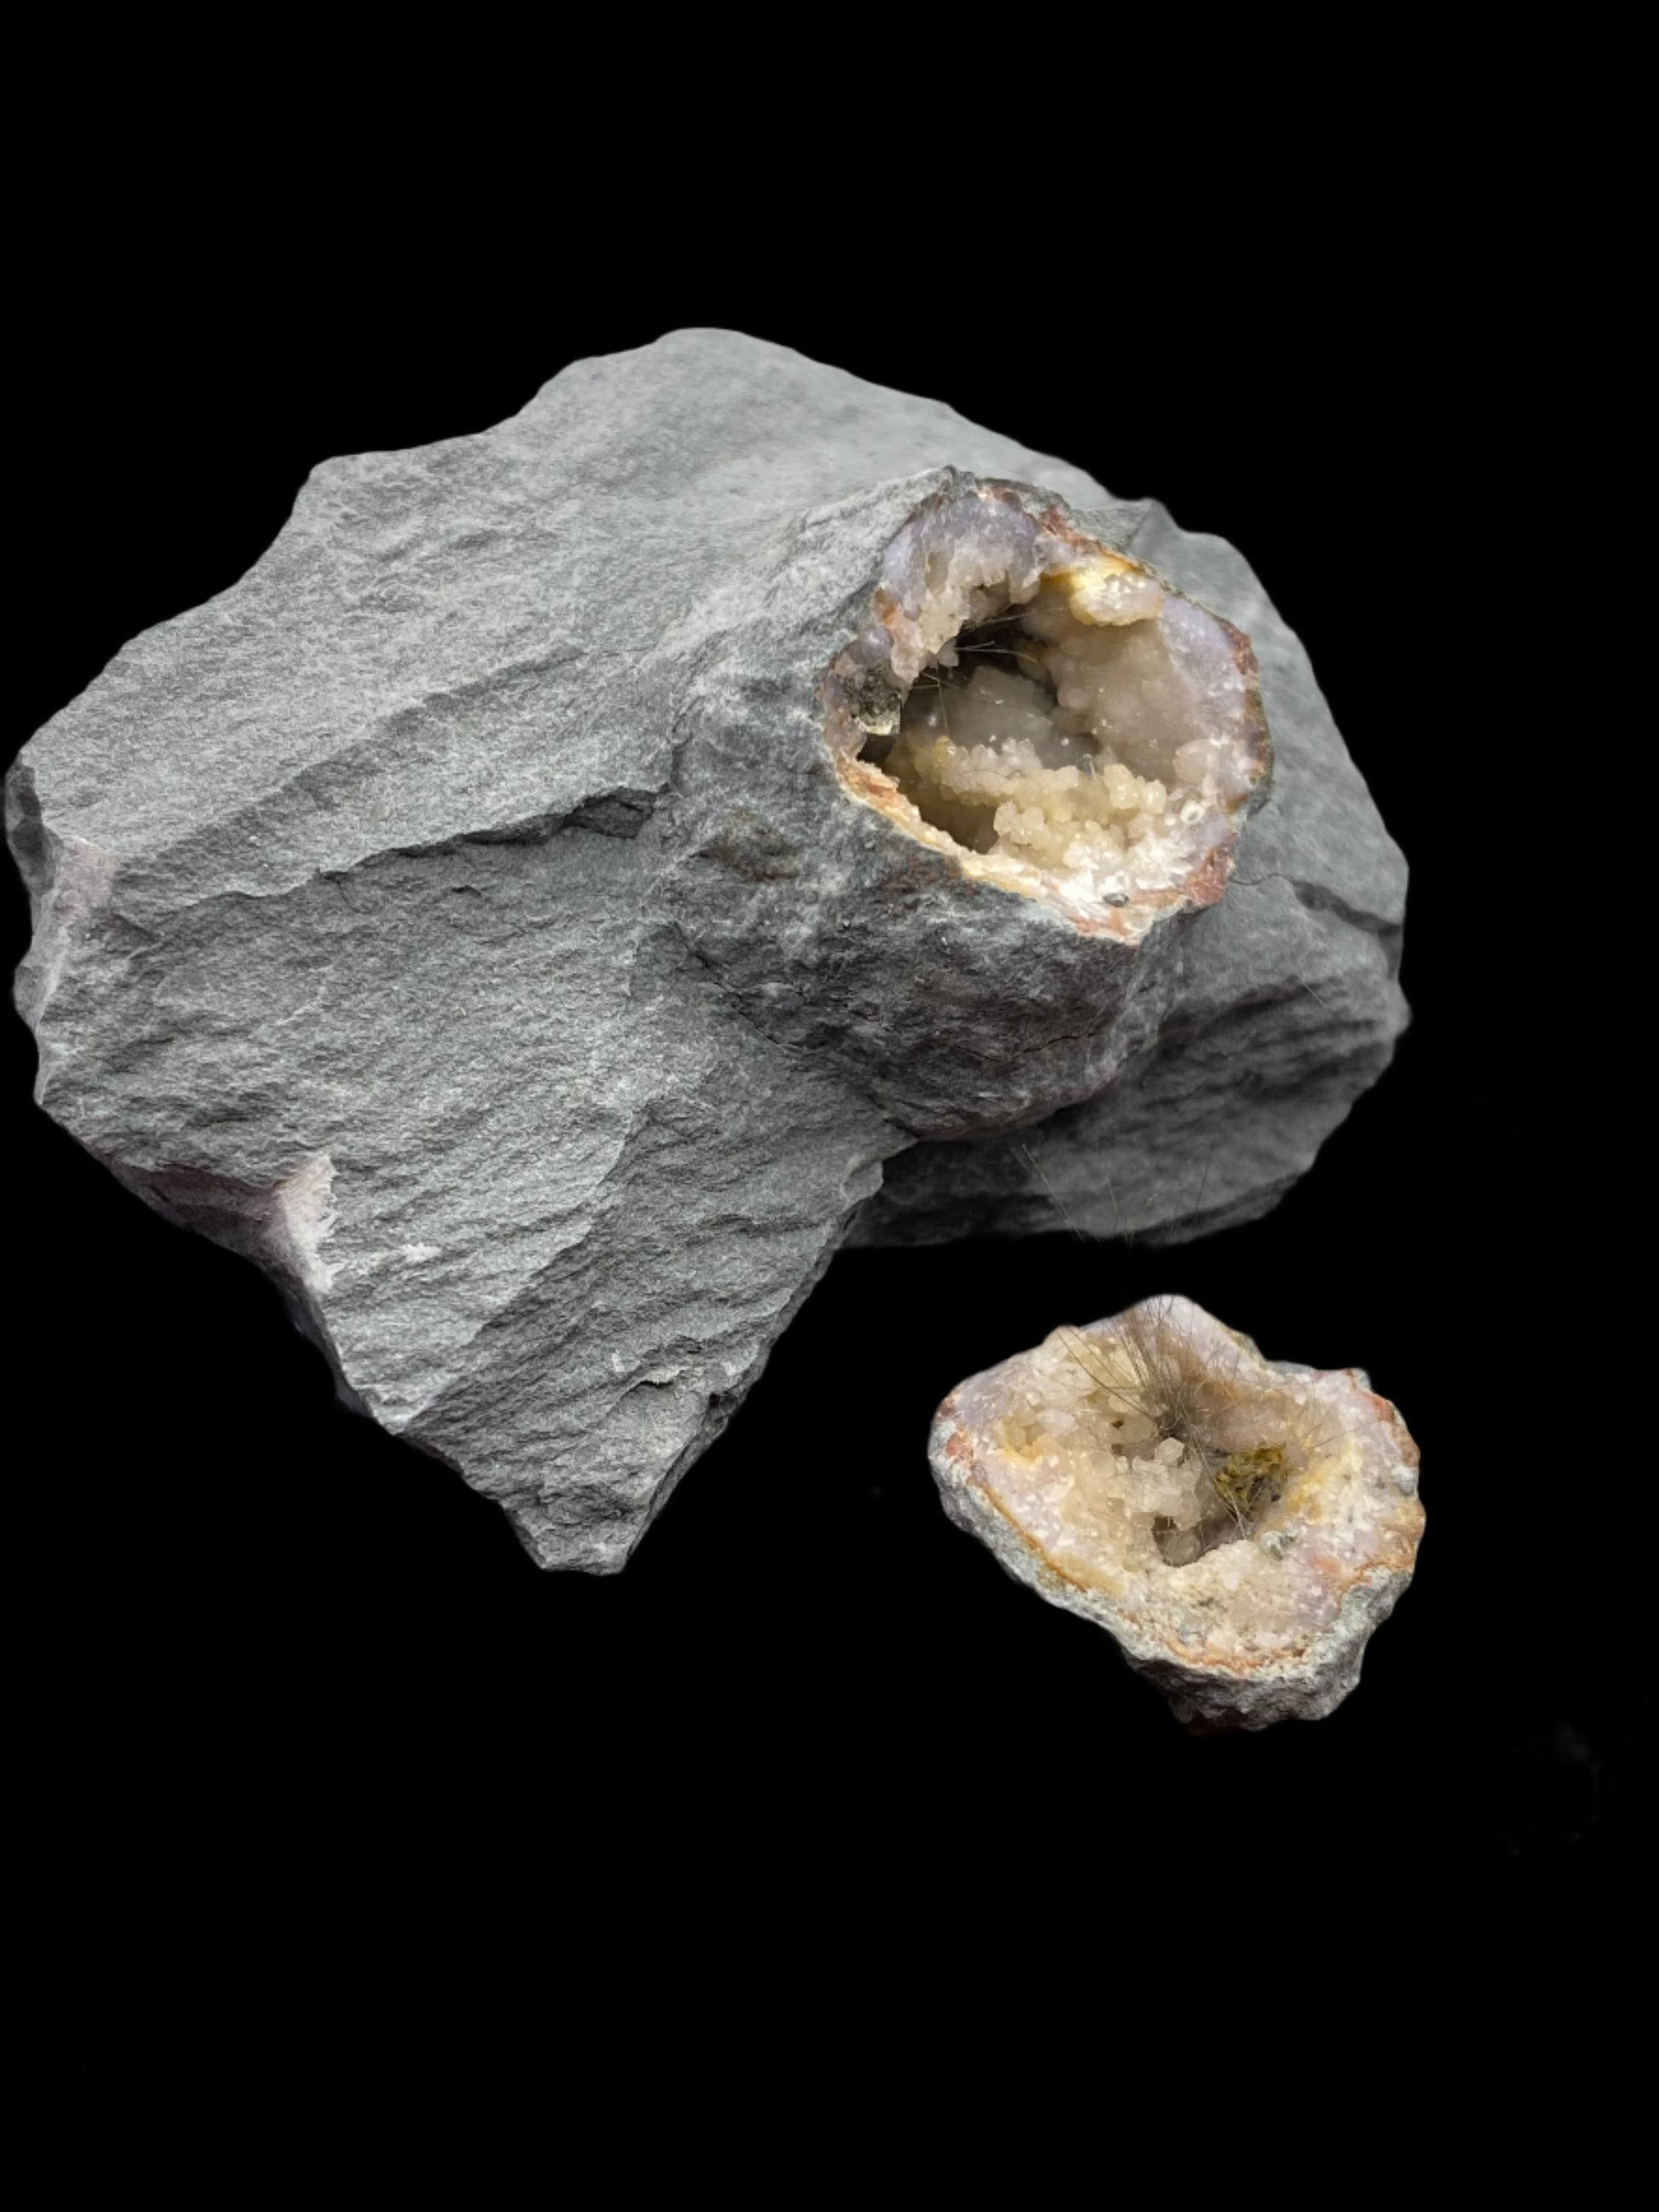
[6,330,1406,1568]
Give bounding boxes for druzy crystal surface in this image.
[826,482,1269,932]
[930,1297,1424,1728]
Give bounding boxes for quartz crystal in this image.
[929,1297,1423,1727]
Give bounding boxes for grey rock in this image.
[8,330,1406,1568]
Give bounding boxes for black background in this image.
[12,204,1641,2091]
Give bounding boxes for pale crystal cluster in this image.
[830,484,1268,930]
[929,1297,1424,1728]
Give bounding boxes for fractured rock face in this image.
[929,1297,1425,1728]
[7,329,1406,1569]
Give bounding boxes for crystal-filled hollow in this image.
[827,484,1270,938]
[928,1296,1423,1729]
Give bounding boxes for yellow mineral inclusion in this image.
[1049,557,1166,628]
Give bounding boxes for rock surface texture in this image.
[929,1298,1425,1727]
[8,332,1407,1568]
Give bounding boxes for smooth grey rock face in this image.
[7,330,1406,1568]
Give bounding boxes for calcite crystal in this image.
[930,1298,1423,1727]
[8,330,1405,1568]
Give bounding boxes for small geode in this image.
[928,1297,1423,1729]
